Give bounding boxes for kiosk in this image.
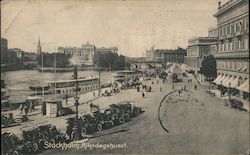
[46,98,62,118]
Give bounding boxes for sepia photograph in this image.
[1,0,249,154]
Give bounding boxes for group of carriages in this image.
[66,101,143,139]
[1,123,68,155]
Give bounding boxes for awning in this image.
[222,76,231,86]
[237,79,249,93]
[213,75,222,84]
[242,66,247,72]
[223,76,234,87]
[216,75,226,85]
[229,77,239,88]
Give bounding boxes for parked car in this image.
[228,99,246,111]
[15,115,28,123]
[1,113,15,128]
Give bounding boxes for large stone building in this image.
[213,0,249,98]
[146,47,187,63]
[1,38,8,65]
[1,38,25,65]
[58,42,118,66]
[185,37,218,73]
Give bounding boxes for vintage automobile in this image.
[228,99,246,111]
[109,101,143,122]
[172,73,183,83]
[15,115,28,123]
[58,107,75,116]
[1,113,15,128]
[1,131,20,155]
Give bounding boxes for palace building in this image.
[57,42,118,66]
[213,0,249,98]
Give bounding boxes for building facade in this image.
[146,47,187,63]
[8,48,24,64]
[58,42,118,66]
[213,0,249,96]
[1,38,8,65]
[185,37,218,73]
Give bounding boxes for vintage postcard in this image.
[1,0,249,154]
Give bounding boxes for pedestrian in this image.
[160,87,162,92]
[137,86,140,92]
[31,101,35,112]
[194,85,197,90]
[152,81,154,84]
[24,104,29,116]
[20,102,24,114]
[178,90,181,96]
[149,86,152,92]
[65,94,68,105]
[142,92,145,98]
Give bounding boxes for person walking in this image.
[65,94,68,105]
[160,87,162,92]
[20,102,24,114]
[194,85,197,90]
[137,86,140,92]
[24,104,29,116]
[142,92,145,98]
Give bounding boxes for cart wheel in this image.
[81,128,87,136]
[97,124,103,131]
[119,117,125,124]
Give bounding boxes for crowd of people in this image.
[19,100,35,116]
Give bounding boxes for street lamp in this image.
[72,65,81,140]
[228,82,231,100]
[220,80,223,97]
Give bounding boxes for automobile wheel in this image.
[108,120,114,127]
[13,151,19,155]
[97,124,103,131]
[50,139,55,144]
[32,143,39,152]
[81,128,87,136]
[112,114,117,120]
[119,117,125,124]
[125,114,130,121]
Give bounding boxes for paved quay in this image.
[40,73,250,155]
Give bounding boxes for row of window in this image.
[219,17,249,37]
[219,37,249,51]
[57,85,99,94]
[217,61,249,72]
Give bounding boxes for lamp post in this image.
[228,82,231,100]
[73,65,81,140]
[220,80,223,97]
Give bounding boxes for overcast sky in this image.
[1,0,227,57]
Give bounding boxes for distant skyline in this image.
[1,0,227,57]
